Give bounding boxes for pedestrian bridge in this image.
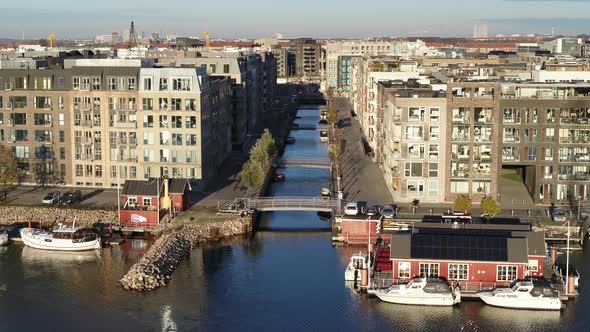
[218,197,341,213]
[276,158,331,169]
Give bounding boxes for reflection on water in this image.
[21,246,101,264]
[160,304,177,332]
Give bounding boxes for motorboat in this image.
[553,264,580,288]
[344,252,369,281]
[285,137,296,144]
[20,223,101,251]
[271,173,286,182]
[316,211,332,221]
[0,231,9,246]
[320,188,331,199]
[319,130,328,142]
[371,278,461,306]
[478,280,562,310]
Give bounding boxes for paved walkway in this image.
[333,97,393,206]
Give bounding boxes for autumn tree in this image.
[453,195,472,214]
[0,144,18,200]
[481,197,500,218]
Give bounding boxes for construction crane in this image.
[129,21,140,48]
[202,24,210,50]
[48,33,55,48]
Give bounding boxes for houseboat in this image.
[20,224,101,251]
[344,252,369,281]
[478,280,562,311]
[370,277,461,306]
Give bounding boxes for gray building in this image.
[292,38,321,78]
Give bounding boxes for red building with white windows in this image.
[120,178,191,229]
[389,222,546,289]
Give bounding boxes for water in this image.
[0,107,589,331]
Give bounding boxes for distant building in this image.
[542,38,582,54]
[291,38,321,78]
[473,24,489,39]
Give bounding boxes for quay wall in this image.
[120,217,251,291]
[0,206,117,228]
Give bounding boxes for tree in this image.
[453,195,472,214]
[259,128,277,158]
[327,104,338,125]
[33,153,63,187]
[0,144,18,200]
[240,161,263,193]
[481,197,500,218]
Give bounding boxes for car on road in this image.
[382,205,396,219]
[366,206,378,216]
[345,202,358,216]
[552,208,567,222]
[271,173,286,182]
[59,190,81,205]
[42,192,60,204]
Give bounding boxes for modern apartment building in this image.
[499,82,590,204]
[446,82,500,202]
[291,38,321,78]
[381,89,448,203]
[0,59,233,188]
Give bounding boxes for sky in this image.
[2,0,590,40]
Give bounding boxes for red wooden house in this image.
[120,178,191,229]
[389,222,546,290]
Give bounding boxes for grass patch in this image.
[502,172,523,182]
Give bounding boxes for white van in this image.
[345,202,359,215]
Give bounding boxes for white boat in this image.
[20,224,101,251]
[371,278,461,306]
[478,280,562,311]
[344,252,369,281]
[0,231,8,246]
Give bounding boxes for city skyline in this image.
[2,0,590,40]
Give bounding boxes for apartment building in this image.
[291,38,321,78]
[381,89,448,203]
[499,82,590,204]
[0,59,233,188]
[446,82,500,202]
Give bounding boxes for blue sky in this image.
[2,0,590,39]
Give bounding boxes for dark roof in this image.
[169,178,191,194]
[391,230,529,263]
[122,179,162,196]
[514,231,546,256]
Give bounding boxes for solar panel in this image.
[410,233,509,262]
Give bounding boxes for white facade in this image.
[532,70,590,83]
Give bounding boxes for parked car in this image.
[271,173,286,182]
[357,201,368,215]
[366,206,377,216]
[42,192,60,204]
[345,202,359,216]
[59,190,81,205]
[382,205,396,219]
[552,208,567,222]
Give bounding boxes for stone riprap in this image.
[0,206,117,228]
[120,217,250,291]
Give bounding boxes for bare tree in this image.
[0,144,18,200]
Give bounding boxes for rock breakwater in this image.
[120,217,250,291]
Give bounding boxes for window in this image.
[428,180,438,198]
[497,265,518,282]
[528,147,537,161]
[108,77,116,90]
[143,198,151,206]
[73,77,80,90]
[408,107,425,122]
[429,126,439,140]
[95,165,102,177]
[143,77,152,90]
[223,64,230,74]
[172,78,191,91]
[448,264,469,280]
[398,262,410,279]
[404,162,422,177]
[75,165,83,177]
[58,114,65,126]
[528,260,539,272]
[545,128,555,142]
[451,180,469,193]
[405,126,423,140]
[503,108,520,124]
[419,263,439,277]
[159,78,168,90]
[429,108,440,122]
[407,180,424,196]
[127,197,137,206]
[429,163,438,177]
[92,77,101,90]
[142,98,153,111]
[429,144,439,159]
[128,77,136,91]
[407,144,425,159]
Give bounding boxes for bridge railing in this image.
[218,197,342,212]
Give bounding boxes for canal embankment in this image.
[120,216,251,291]
[0,206,117,228]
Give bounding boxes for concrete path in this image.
[333,97,393,206]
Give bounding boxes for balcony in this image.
[114,121,138,129]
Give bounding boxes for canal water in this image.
[0,106,589,331]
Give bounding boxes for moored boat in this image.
[478,280,562,311]
[20,224,101,251]
[344,252,369,281]
[371,277,461,306]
